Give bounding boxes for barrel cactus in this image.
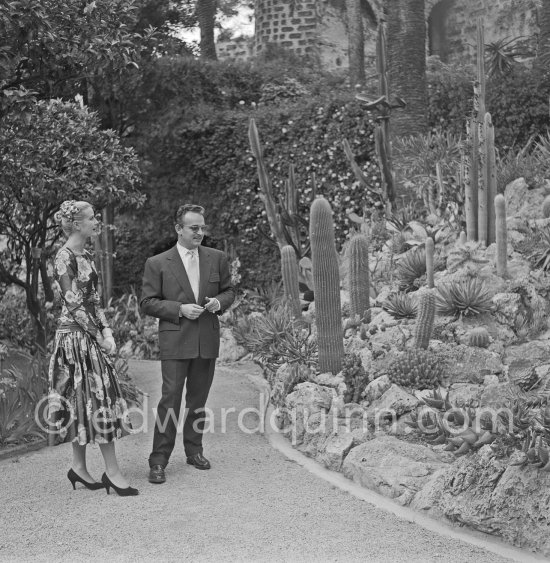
[467,327,490,348]
[348,234,370,320]
[414,290,436,349]
[310,197,344,374]
[281,245,302,319]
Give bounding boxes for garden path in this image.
[0,360,537,562]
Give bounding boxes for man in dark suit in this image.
[140,204,235,484]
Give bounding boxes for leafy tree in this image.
[0,99,143,351]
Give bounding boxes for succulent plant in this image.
[445,241,488,273]
[467,327,490,348]
[508,359,541,392]
[310,197,344,374]
[396,247,444,292]
[341,352,368,404]
[387,349,444,390]
[409,388,498,456]
[527,225,550,271]
[382,292,417,319]
[414,290,436,350]
[436,277,494,317]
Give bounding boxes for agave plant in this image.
[396,246,445,292]
[527,226,550,271]
[382,292,417,319]
[436,278,494,317]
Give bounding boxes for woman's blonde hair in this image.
[54,200,93,236]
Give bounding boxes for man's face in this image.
[175,211,207,250]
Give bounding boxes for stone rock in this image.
[430,342,504,385]
[483,374,500,386]
[368,384,420,417]
[316,431,355,471]
[448,383,484,407]
[362,374,391,405]
[342,435,450,505]
[412,445,550,555]
[368,325,412,356]
[504,341,550,365]
[480,382,511,408]
[492,293,522,327]
[312,372,344,388]
[271,363,311,407]
[218,328,247,363]
[369,310,398,328]
[505,177,548,219]
[281,382,334,445]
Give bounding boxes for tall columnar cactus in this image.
[414,291,436,350]
[484,113,497,245]
[425,237,435,289]
[281,245,302,319]
[543,195,550,218]
[465,119,479,242]
[459,231,467,245]
[310,198,344,374]
[495,194,508,277]
[348,234,370,320]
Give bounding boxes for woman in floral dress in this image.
[48,200,138,496]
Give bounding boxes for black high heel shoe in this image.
[101,473,139,496]
[67,468,104,491]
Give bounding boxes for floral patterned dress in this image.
[48,247,131,446]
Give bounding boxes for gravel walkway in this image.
[0,360,535,562]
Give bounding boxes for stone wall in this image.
[428,0,538,64]
[218,0,541,70]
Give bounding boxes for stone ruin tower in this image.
[252,0,381,69]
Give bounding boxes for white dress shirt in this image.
[177,243,220,312]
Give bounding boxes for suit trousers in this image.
[149,358,216,467]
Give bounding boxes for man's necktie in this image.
[187,251,200,302]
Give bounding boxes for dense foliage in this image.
[116,56,381,289]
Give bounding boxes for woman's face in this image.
[75,206,100,238]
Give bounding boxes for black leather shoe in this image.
[186,453,211,470]
[148,464,166,484]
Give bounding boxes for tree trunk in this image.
[387,0,427,137]
[196,0,217,60]
[536,0,550,71]
[346,0,365,86]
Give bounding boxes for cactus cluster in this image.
[407,389,497,456]
[387,349,443,390]
[414,290,436,349]
[341,352,368,404]
[463,20,500,248]
[310,197,344,374]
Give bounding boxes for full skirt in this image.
[48,330,132,446]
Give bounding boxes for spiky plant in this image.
[395,247,427,292]
[436,277,494,317]
[387,349,444,390]
[528,226,550,271]
[446,241,489,273]
[382,292,417,319]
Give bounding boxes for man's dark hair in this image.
[175,204,205,225]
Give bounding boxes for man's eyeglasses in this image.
[182,225,210,234]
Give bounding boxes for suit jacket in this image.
[140,245,236,360]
